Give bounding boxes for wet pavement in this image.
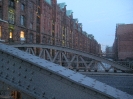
[81,72,133,95]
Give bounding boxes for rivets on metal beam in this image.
[18,80,21,86]
[13,63,15,66]
[1,58,3,61]
[94,79,97,82]
[59,70,62,72]
[31,71,34,75]
[83,75,87,78]
[5,74,8,79]
[12,56,15,59]
[6,67,9,70]
[27,85,30,90]
[25,68,27,72]
[33,87,36,90]
[13,70,15,73]
[52,96,55,99]
[83,86,86,90]
[29,78,32,81]
[18,73,21,76]
[43,92,45,95]
[18,80,21,83]
[21,60,23,63]
[71,82,74,85]
[73,71,77,74]
[68,74,72,78]
[34,91,36,94]
[30,64,33,68]
[60,77,63,80]
[19,66,21,69]
[39,68,42,71]
[91,83,95,88]
[7,60,9,63]
[0,72,3,76]
[49,72,52,75]
[6,74,8,77]
[1,65,3,68]
[117,97,120,99]
[12,77,14,81]
[24,76,27,78]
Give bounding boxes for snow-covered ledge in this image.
[0,18,8,23]
[0,39,5,42]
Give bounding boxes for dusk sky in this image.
[57,0,133,51]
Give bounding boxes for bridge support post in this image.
[59,52,62,65]
[76,55,79,71]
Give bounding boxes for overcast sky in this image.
[57,0,133,51]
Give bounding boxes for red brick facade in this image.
[113,24,133,60]
[0,0,101,55]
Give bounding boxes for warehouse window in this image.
[20,31,25,44]
[0,5,2,19]
[9,0,15,9]
[29,33,33,43]
[20,15,25,26]
[30,23,33,29]
[20,31,25,39]
[9,29,13,38]
[21,3,25,11]
[8,9,15,24]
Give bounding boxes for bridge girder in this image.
[0,43,133,99]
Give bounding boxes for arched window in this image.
[20,31,25,41]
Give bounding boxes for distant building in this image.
[105,46,113,58]
[113,23,133,60]
[0,0,101,55]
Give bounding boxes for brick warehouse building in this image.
[113,24,133,60]
[0,0,101,55]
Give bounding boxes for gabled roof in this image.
[82,31,87,35]
[78,23,82,27]
[73,18,78,23]
[58,2,66,9]
[66,10,73,16]
[88,34,94,39]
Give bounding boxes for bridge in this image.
[10,43,133,73]
[0,43,133,99]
